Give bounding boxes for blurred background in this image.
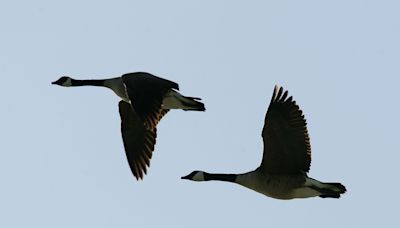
[0,1,399,227]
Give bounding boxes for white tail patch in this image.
[304,177,342,193]
[305,177,326,188]
[162,89,196,110]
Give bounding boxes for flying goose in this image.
[52,72,205,180]
[182,86,346,199]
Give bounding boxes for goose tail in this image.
[317,182,347,198]
[307,178,347,199]
[162,90,206,111]
[181,95,206,111]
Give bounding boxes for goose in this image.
[52,72,205,180]
[182,86,346,199]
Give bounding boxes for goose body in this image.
[52,72,205,180]
[182,86,346,199]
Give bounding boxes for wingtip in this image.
[272,85,279,102]
[271,85,292,103]
[133,173,144,181]
[273,85,280,95]
[133,174,140,181]
[272,85,285,102]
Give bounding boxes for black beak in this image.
[51,81,56,85]
[181,174,190,180]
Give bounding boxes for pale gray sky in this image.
[1,1,399,227]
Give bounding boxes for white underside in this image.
[235,171,321,200]
[289,187,320,199]
[162,89,195,110]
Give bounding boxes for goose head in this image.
[52,76,72,87]
[181,171,205,181]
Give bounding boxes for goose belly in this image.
[236,172,314,200]
[289,187,320,199]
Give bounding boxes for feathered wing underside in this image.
[118,101,158,180]
[259,86,311,174]
[122,72,178,129]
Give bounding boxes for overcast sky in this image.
[1,1,399,227]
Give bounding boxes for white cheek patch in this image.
[192,172,205,181]
[63,78,72,87]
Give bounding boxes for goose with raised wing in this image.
[182,86,346,199]
[52,72,205,180]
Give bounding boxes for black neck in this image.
[71,79,105,87]
[204,173,237,183]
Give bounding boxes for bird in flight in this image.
[182,85,346,199]
[52,72,205,180]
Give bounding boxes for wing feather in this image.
[119,101,158,180]
[122,72,178,129]
[259,86,312,174]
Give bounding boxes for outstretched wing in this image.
[122,72,178,129]
[259,86,311,174]
[119,101,158,180]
